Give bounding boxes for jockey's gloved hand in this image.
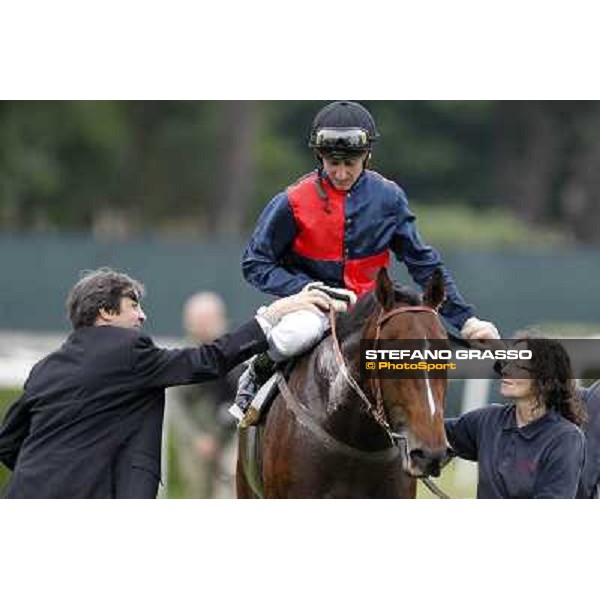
[256,289,332,331]
[461,316,500,341]
[302,282,357,312]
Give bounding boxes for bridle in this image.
[328,304,440,440]
[328,304,451,499]
[372,305,442,429]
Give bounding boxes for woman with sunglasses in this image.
[445,337,587,498]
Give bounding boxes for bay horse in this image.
[237,268,451,498]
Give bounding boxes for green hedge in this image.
[0,388,21,494]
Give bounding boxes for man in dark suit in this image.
[0,268,331,498]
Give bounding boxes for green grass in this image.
[0,389,20,417]
[0,388,22,495]
[162,423,188,499]
[417,458,477,499]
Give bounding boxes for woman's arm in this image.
[535,429,586,499]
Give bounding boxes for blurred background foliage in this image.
[0,388,19,491]
[1,100,599,246]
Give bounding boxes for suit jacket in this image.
[0,319,267,498]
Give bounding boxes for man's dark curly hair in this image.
[518,336,587,427]
[66,267,145,329]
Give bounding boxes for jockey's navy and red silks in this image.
[242,170,475,331]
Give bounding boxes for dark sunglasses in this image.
[493,359,534,376]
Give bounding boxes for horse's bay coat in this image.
[237,270,451,499]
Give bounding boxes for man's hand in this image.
[259,289,334,328]
[302,281,357,312]
[461,316,500,341]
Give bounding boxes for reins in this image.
[328,305,452,499]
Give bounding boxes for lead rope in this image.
[421,477,451,499]
[328,307,451,500]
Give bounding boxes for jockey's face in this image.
[321,152,367,191]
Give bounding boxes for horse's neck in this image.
[310,327,389,451]
[313,335,355,412]
[314,309,377,405]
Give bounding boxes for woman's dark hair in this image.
[519,336,587,427]
[66,268,145,329]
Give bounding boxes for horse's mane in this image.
[335,284,422,340]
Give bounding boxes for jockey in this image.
[232,100,500,419]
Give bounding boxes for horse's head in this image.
[367,268,451,478]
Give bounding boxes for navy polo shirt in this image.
[445,404,585,499]
[576,382,600,499]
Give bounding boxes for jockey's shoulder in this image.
[361,170,406,198]
[286,170,319,193]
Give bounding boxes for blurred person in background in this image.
[235,100,500,415]
[445,337,587,498]
[576,380,600,499]
[169,292,240,498]
[0,268,333,498]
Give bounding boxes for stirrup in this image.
[230,353,276,423]
[239,372,280,429]
[240,406,261,429]
[228,403,246,422]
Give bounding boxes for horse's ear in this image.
[423,268,446,310]
[375,268,396,311]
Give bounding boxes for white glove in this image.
[461,316,500,341]
[302,281,357,312]
[256,289,332,332]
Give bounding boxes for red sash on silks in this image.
[288,173,390,297]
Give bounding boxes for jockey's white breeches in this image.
[267,309,329,362]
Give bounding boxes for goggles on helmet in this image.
[310,127,371,153]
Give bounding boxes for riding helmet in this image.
[309,101,379,157]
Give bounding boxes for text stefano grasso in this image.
[364,349,532,361]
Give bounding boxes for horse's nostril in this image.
[409,448,428,468]
[429,463,441,477]
[409,448,445,476]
